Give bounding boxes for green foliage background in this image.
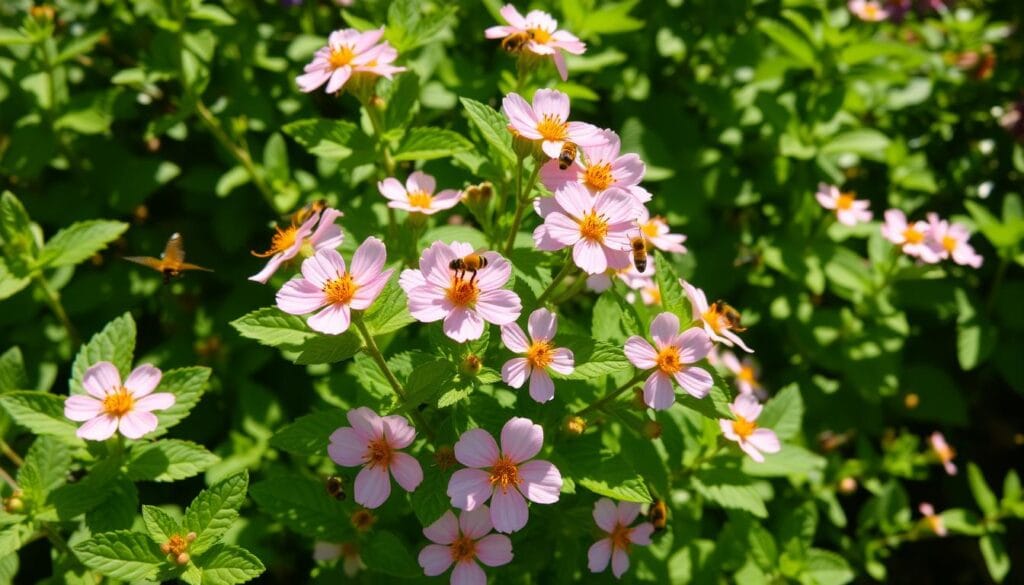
[2,0,1024,583]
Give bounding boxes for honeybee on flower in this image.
[296,27,406,95]
[485,5,586,81]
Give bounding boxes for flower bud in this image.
[838,477,857,495]
[461,354,482,376]
[30,5,55,22]
[563,416,586,436]
[631,387,647,410]
[351,508,376,532]
[511,130,537,160]
[369,95,385,109]
[3,491,24,514]
[160,542,171,554]
[176,553,190,565]
[642,420,662,440]
[186,532,197,542]
[478,182,493,200]
[903,393,919,409]
[434,445,456,471]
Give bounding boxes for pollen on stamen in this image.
[655,347,682,375]
[732,416,757,439]
[446,278,480,307]
[407,191,433,209]
[536,114,568,142]
[903,227,925,244]
[578,212,609,243]
[329,46,355,69]
[102,388,134,417]
[583,163,615,191]
[252,225,299,258]
[526,340,554,369]
[836,193,856,210]
[363,438,393,470]
[488,455,522,493]
[323,274,358,305]
[449,535,477,563]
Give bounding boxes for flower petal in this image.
[624,336,658,369]
[418,543,455,576]
[500,323,530,353]
[459,505,494,540]
[354,465,391,509]
[475,290,522,326]
[527,308,557,341]
[118,410,158,439]
[64,395,103,422]
[455,428,500,467]
[390,452,424,492]
[443,307,486,343]
[650,312,681,349]
[77,413,119,441]
[327,427,367,467]
[451,560,486,585]
[133,392,175,412]
[528,370,555,403]
[423,510,460,545]
[448,468,493,511]
[674,367,712,399]
[747,428,781,455]
[350,237,387,285]
[276,279,327,315]
[307,303,352,335]
[631,522,655,545]
[124,364,162,398]
[501,357,531,389]
[548,348,574,375]
[475,534,513,567]
[616,502,641,526]
[517,459,562,504]
[573,239,608,274]
[643,372,676,410]
[593,498,618,533]
[82,361,121,399]
[500,417,543,464]
[381,415,416,449]
[587,538,612,573]
[490,487,528,533]
[347,407,384,442]
[611,547,630,578]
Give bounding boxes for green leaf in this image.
[803,548,854,585]
[17,436,71,504]
[73,531,166,581]
[741,445,825,477]
[0,258,31,300]
[69,312,136,396]
[250,476,352,541]
[190,4,237,26]
[47,458,121,520]
[561,437,651,503]
[396,359,456,412]
[282,119,359,160]
[967,463,999,517]
[142,505,181,543]
[184,472,250,556]
[0,525,27,559]
[564,338,631,380]
[86,476,138,533]
[979,534,1010,583]
[381,72,420,133]
[127,439,220,482]
[757,384,803,441]
[654,252,690,324]
[0,192,37,266]
[54,89,120,135]
[820,129,891,161]
[678,382,734,420]
[0,391,81,443]
[691,467,767,517]
[231,308,317,349]
[294,333,363,365]
[362,274,415,336]
[195,544,265,585]
[55,30,106,63]
[362,531,421,578]
[153,367,211,438]
[460,98,516,165]
[0,346,27,392]
[757,19,818,71]
[392,127,473,161]
[262,132,290,184]
[577,0,644,35]
[38,220,128,268]
[269,410,349,457]
[409,460,449,527]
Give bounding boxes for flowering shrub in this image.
[1,1,1024,584]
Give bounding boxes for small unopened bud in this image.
[30,5,55,22]
[511,131,537,160]
[563,416,586,436]
[478,182,493,200]
[434,446,456,471]
[351,509,376,532]
[462,186,481,202]
[904,393,919,410]
[631,387,647,410]
[3,495,24,514]
[176,552,190,565]
[642,420,662,440]
[838,477,857,495]
[186,532,197,542]
[369,95,385,109]
[461,354,482,376]
[160,542,171,554]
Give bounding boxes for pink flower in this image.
[624,312,714,410]
[815,183,872,226]
[539,129,648,203]
[249,207,344,284]
[502,89,603,159]
[533,183,634,275]
[313,542,364,577]
[929,431,957,475]
[484,5,586,81]
[447,418,562,533]
[926,213,983,268]
[849,0,890,21]
[718,393,781,462]
[721,350,766,400]
[418,506,513,585]
[682,280,754,353]
[378,171,461,215]
[64,362,175,441]
[587,498,654,579]
[400,241,522,343]
[500,309,575,403]
[637,207,687,254]
[296,28,405,94]
[881,209,941,263]
[276,238,393,335]
[918,502,947,537]
[327,407,423,509]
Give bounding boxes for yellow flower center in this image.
[450,535,477,563]
[526,340,554,369]
[536,115,568,142]
[646,286,661,305]
[252,225,299,258]
[903,227,924,244]
[329,45,355,69]
[641,220,660,239]
[578,211,609,243]
[323,274,358,305]
[363,437,393,469]
[102,388,134,417]
[925,515,945,535]
[609,523,632,552]
[407,191,433,209]
[941,235,957,253]
[864,4,879,18]
[583,163,615,191]
[163,534,190,557]
[488,455,522,493]
[446,277,480,307]
[732,416,757,439]
[528,27,551,44]
[836,193,855,210]
[934,443,956,463]
[738,366,756,385]
[655,346,683,375]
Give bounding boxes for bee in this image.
[125,233,212,284]
[629,234,648,273]
[449,251,489,283]
[711,300,746,332]
[557,141,578,170]
[501,30,534,53]
[289,199,328,225]
[325,476,346,501]
[648,498,668,533]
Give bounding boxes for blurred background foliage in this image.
[2,0,1024,583]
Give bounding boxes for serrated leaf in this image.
[409,460,449,527]
[362,531,421,578]
[654,253,690,323]
[127,439,220,482]
[460,98,515,165]
[86,476,138,533]
[804,548,854,585]
[231,307,317,349]
[195,544,265,585]
[677,383,734,420]
[820,129,891,161]
[691,467,767,517]
[757,19,818,71]
[741,445,825,477]
[561,437,650,503]
[282,119,358,160]
[73,531,165,581]
[47,458,121,520]
[184,472,249,556]
[0,347,27,391]
[153,367,211,438]
[0,391,81,443]
[362,274,414,336]
[396,359,455,413]
[757,384,802,441]
[564,338,631,380]
[143,505,181,543]
[250,476,352,541]
[70,312,136,396]
[381,72,420,132]
[0,258,31,300]
[294,333,363,365]
[38,220,129,268]
[392,127,473,161]
[269,410,349,457]
[17,436,71,504]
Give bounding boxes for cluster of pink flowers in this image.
[882,210,983,268]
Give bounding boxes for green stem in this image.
[536,257,576,306]
[193,99,276,210]
[578,371,648,418]
[0,465,17,490]
[550,273,588,305]
[32,274,80,347]
[0,440,23,467]
[363,99,398,234]
[503,161,540,255]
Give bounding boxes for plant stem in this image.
[362,98,398,234]
[578,371,648,418]
[536,256,576,306]
[32,274,80,347]
[503,161,540,255]
[0,440,23,467]
[193,99,276,210]
[0,465,17,490]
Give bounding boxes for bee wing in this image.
[162,233,186,264]
[177,262,213,273]
[124,256,165,272]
